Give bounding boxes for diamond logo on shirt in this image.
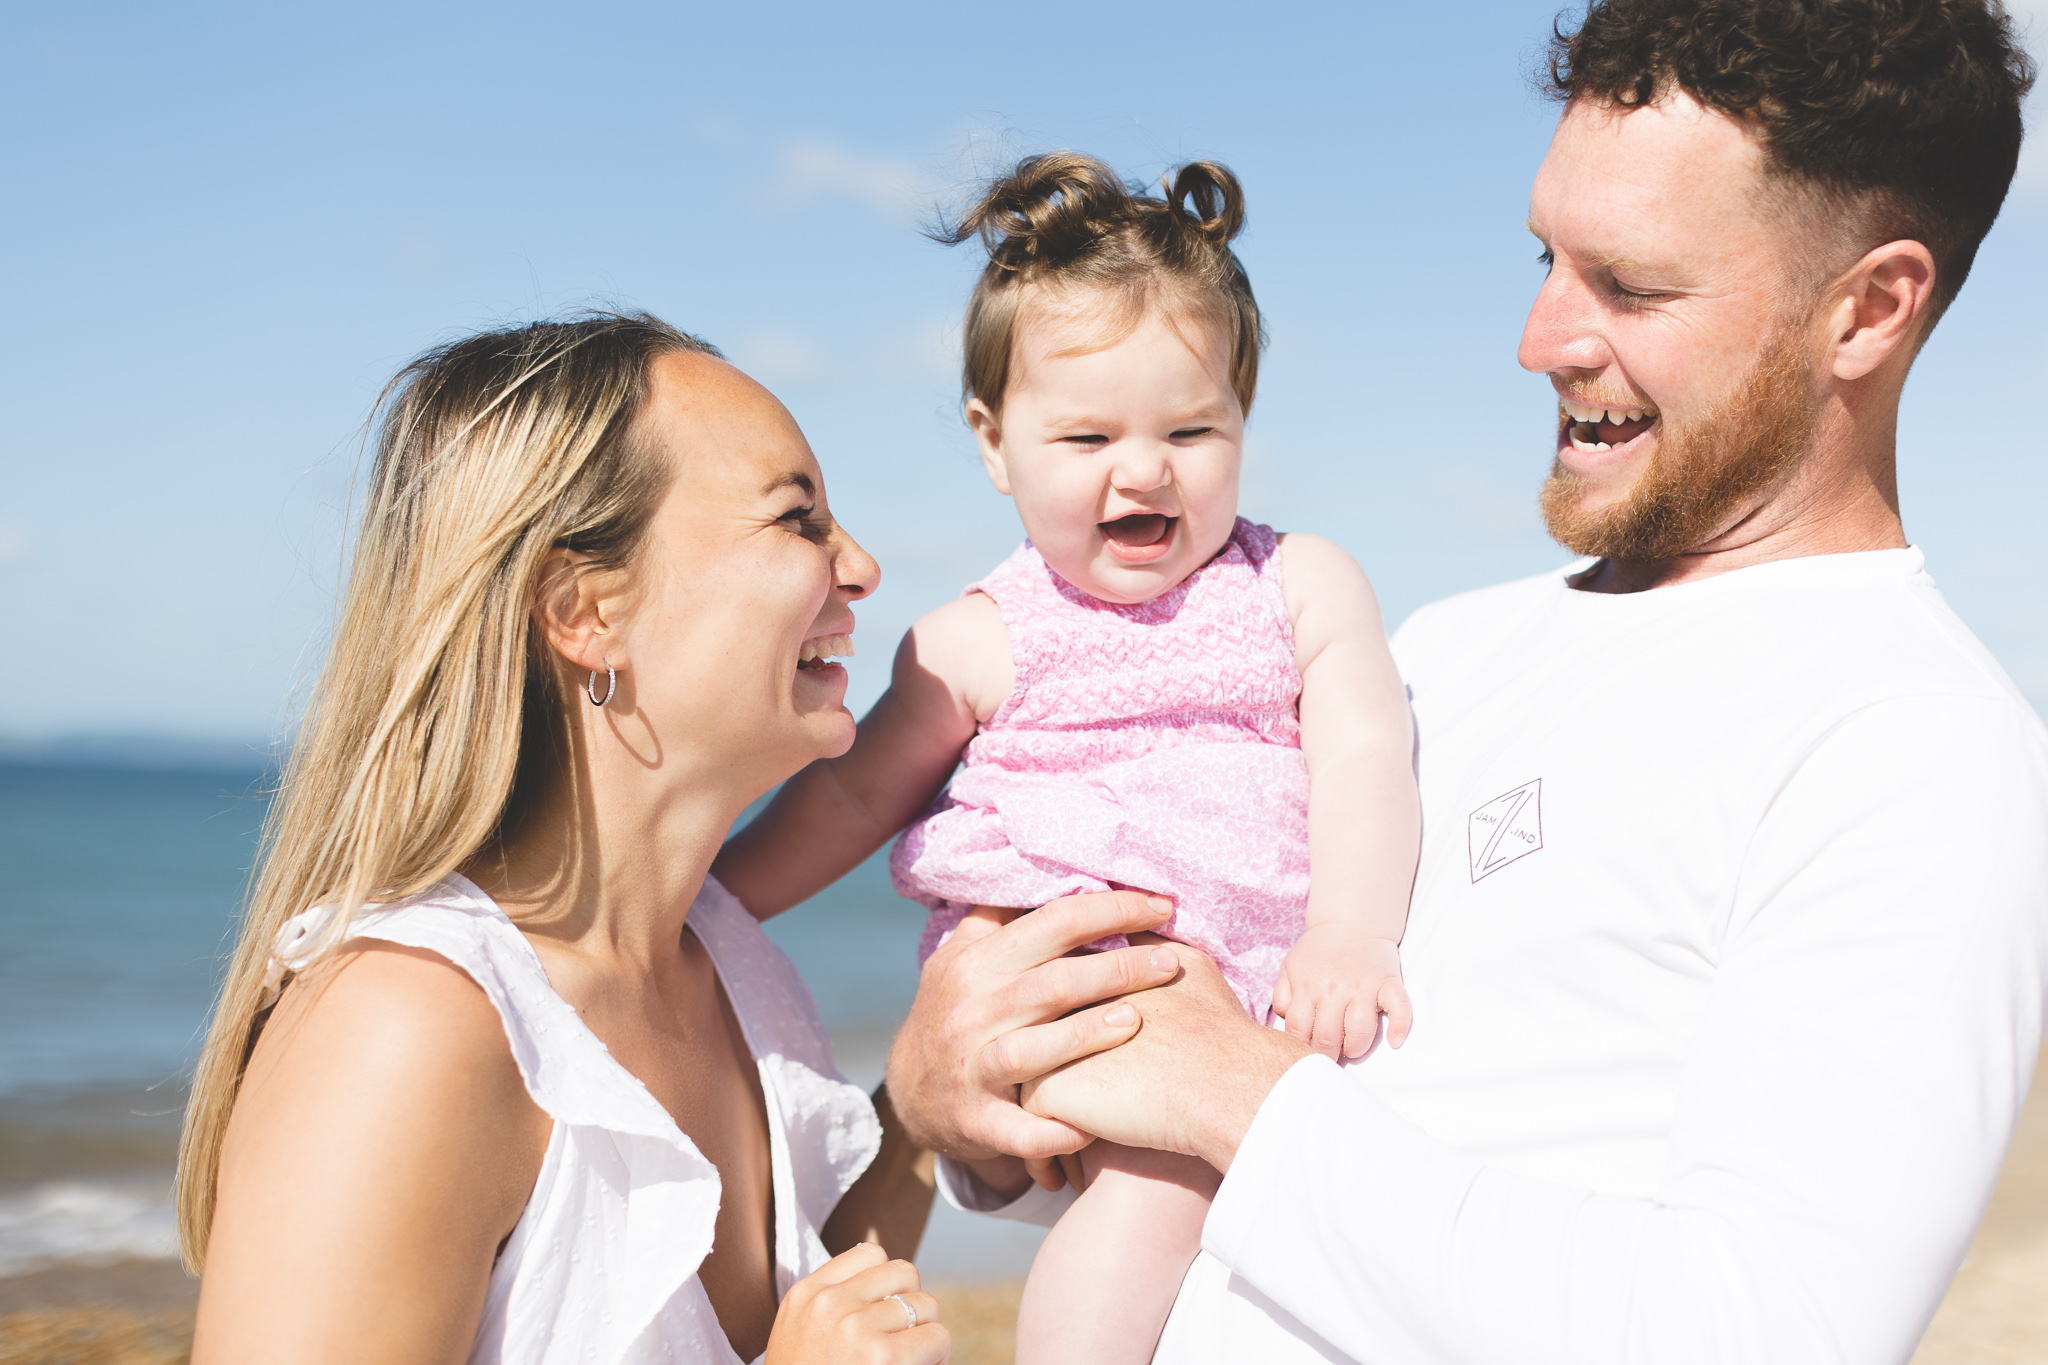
[1469,779,1543,882]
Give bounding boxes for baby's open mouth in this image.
[1561,397,1659,452]
[797,633,854,671]
[1099,513,1176,551]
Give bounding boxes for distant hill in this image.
[0,733,280,774]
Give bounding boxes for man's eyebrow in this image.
[1527,218,1658,275]
[762,472,816,497]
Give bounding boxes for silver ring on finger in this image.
[883,1292,917,1330]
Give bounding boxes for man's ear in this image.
[965,399,1013,496]
[1826,239,1937,383]
[533,548,626,673]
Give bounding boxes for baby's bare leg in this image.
[1014,1142,1220,1365]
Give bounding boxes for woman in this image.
[176,313,946,1364]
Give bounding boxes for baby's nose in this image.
[1111,442,1174,492]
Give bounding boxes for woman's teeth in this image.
[1560,398,1658,452]
[797,634,855,669]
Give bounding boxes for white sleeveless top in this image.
[271,873,882,1365]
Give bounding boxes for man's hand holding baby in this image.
[1272,921,1412,1060]
[885,889,1181,1194]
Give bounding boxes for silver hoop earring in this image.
[586,663,616,707]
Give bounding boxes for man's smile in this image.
[1560,396,1660,453]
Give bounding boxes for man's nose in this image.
[1517,268,1611,377]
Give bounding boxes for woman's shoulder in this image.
[260,879,533,1079]
[255,882,543,1130]
[206,934,549,1347]
[264,935,525,1095]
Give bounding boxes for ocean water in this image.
[0,762,1046,1283]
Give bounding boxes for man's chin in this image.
[1540,466,1645,559]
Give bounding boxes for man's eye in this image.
[779,505,817,525]
[1608,280,1662,306]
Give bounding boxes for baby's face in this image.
[971,297,1244,605]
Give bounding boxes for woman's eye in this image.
[1537,248,1555,272]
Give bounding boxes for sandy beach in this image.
[2,1054,2043,1365]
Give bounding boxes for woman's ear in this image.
[532,548,627,673]
[965,399,1013,496]
[1827,239,1937,383]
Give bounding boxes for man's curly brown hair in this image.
[1548,0,2036,324]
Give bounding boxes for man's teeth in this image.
[1560,398,1653,425]
[798,634,855,664]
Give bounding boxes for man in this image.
[885,1,2048,1360]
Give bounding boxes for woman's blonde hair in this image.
[174,311,714,1267]
[938,152,1266,416]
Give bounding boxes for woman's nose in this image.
[832,525,880,599]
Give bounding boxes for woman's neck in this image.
[468,726,752,973]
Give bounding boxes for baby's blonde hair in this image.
[938,152,1266,416]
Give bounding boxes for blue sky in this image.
[4,0,2044,742]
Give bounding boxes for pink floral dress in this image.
[891,518,1310,1021]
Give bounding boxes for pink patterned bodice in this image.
[890,518,1310,1020]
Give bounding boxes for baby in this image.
[716,153,1421,1365]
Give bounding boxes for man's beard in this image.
[1540,333,1818,563]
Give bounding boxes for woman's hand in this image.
[765,1243,948,1364]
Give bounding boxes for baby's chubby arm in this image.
[1274,533,1422,1059]
[714,592,1015,919]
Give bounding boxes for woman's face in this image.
[606,350,878,795]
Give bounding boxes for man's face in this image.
[1521,93,1824,561]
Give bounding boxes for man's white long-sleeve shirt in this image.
[946,547,2048,1363]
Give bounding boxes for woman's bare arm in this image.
[193,944,551,1365]
[820,1084,936,1261]
[715,592,1013,918]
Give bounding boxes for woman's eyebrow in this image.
[761,471,816,498]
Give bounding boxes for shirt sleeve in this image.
[934,1156,1077,1227]
[1203,694,2048,1365]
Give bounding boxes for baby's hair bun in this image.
[941,149,1265,417]
[1163,161,1246,245]
[940,151,1129,269]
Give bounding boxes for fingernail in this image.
[1105,1003,1137,1027]
[1146,895,1173,916]
[1149,947,1178,972]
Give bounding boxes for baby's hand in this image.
[1272,923,1412,1060]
